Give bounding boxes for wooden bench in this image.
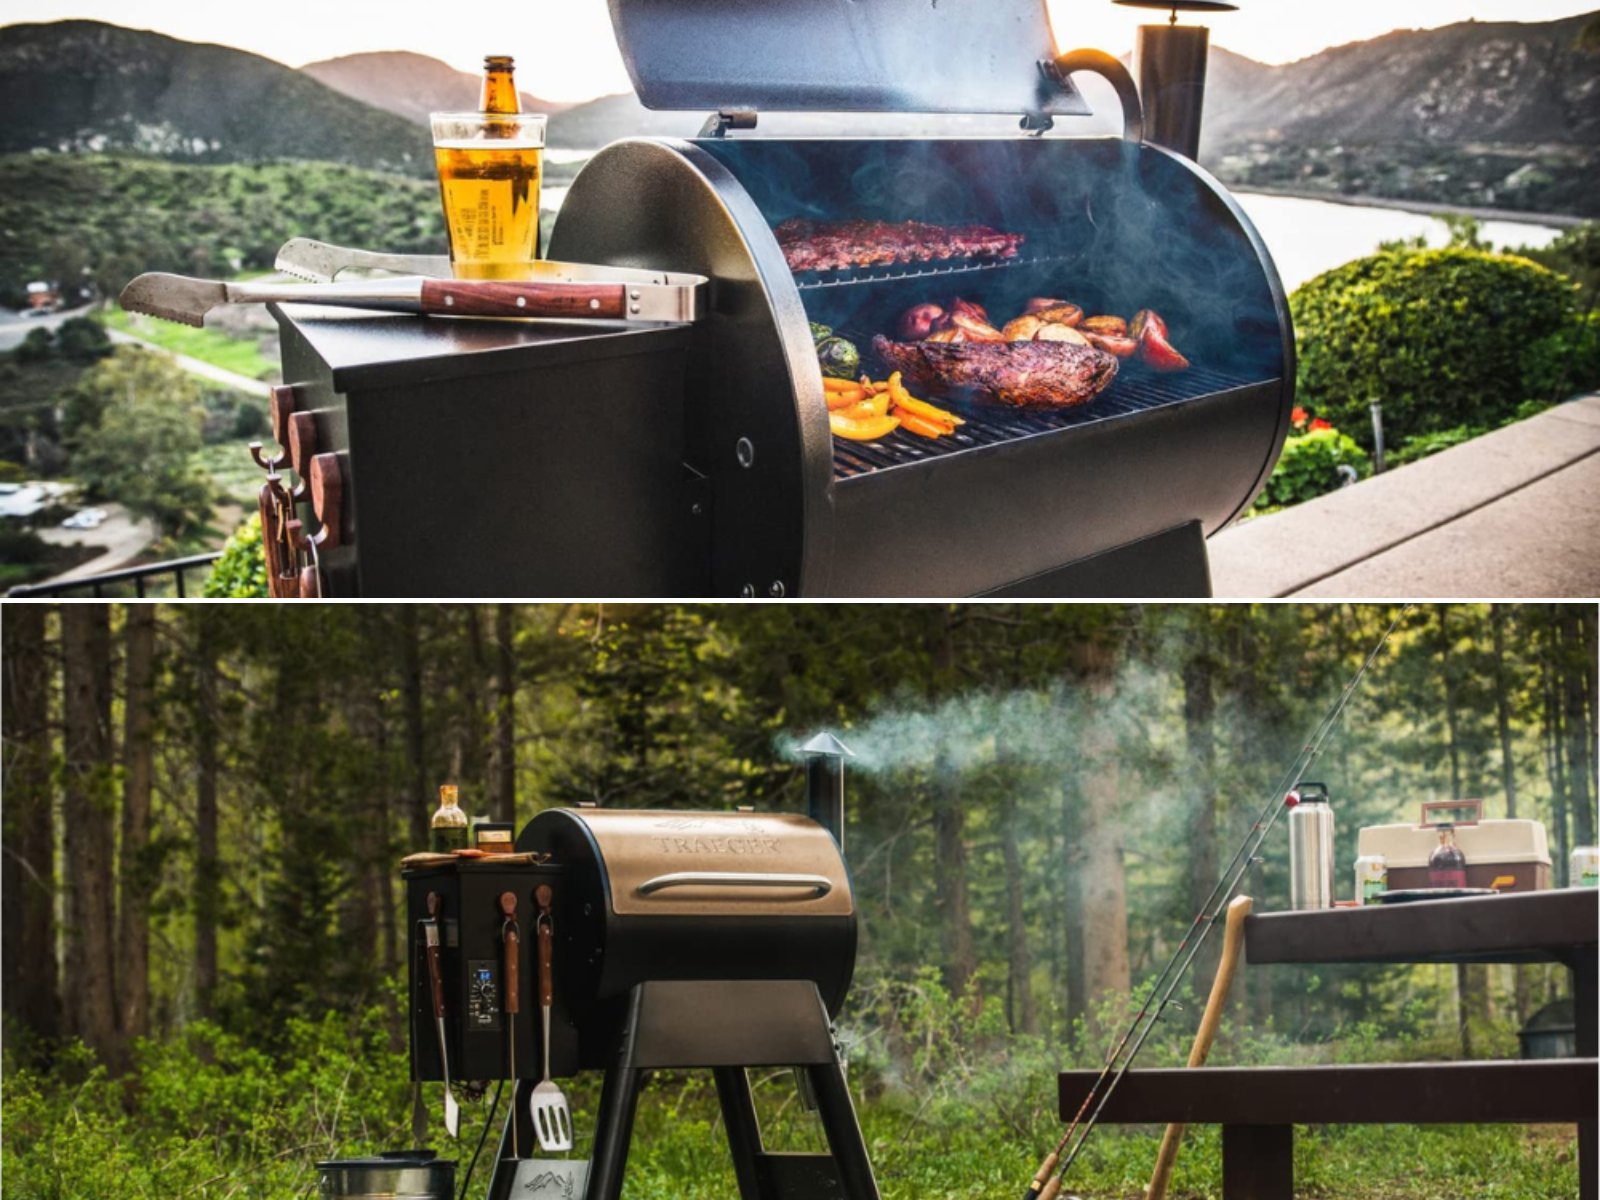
[1058,1059,1598,1200]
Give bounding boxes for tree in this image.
[192,608,221,1022]
[55,316,112,364]
[2,603,61,1054]
[1560,608,1596,850]
[494,604,517,825]
[68,348,213,537]
[118,605,157,1042]
[60,603,120,1063]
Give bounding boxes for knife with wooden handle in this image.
[274,236,706,290]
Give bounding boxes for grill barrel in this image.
[518,807,859,1049]
[547,134,1293,597]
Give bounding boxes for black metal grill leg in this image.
[714,1067,766,1200]
[587,1067,646,1200]
[806,1062,881,1200]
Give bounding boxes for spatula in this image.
[118,271,698,328]
[531,885,573,1152]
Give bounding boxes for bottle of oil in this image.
[479,56,520,114]
[1428,822,1468,889]
[430,783,470,853]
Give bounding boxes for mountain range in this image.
[1,14,1596,205]
[301,51,571,127]
[0,21,433,175]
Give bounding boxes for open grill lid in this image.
[606,0,1091,119]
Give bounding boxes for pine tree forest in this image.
[1,602,1596,1200]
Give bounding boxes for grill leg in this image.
[807,1062,882,1200]
[587,1067,646,1200]
[714,1067,766,1200]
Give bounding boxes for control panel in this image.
[466,959,502,1031]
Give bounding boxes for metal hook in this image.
[249,441,286,472]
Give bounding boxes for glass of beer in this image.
[430,111,547,278]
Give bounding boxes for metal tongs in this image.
[117,238,706,328]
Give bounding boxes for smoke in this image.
[778,655,1206,848]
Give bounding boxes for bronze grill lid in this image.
[606,0,1090,120]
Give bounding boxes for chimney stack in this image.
[799,731,853,854]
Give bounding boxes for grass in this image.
[196,443,272,508]
[98,307,275,381]
[1,1004,1579,1200]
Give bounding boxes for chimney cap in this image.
[799,731,854,758]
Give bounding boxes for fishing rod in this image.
[1023,603,1415,1200]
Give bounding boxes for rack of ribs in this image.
[776,219,1025,273]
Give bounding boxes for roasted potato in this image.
[1035,323,1089,345]
[1001,314,1044,342]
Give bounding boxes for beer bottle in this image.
[480,56,521,115]
[1427,822,1468,889]
[430,783,470,853]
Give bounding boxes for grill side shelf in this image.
[831,366,1271,481]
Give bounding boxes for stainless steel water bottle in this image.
[1287,783,1335,910]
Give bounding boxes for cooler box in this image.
[1358,800,1551,893]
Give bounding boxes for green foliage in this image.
[1513,222,1600,295]
[0,524,51,565]
[1255,426,1370,511]
[1,1009,1578,1200]
[1291,248,1579,451]
[0,154,446,304]
[1377,213,1492,255]
[54,317,113,364]
[13,326,55,364]
[68,348,214,536]
[200,512,269,597]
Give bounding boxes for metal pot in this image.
[317,1152,455,1200]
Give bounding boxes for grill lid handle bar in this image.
[636,871,834,897]
[1041,50,1144,143]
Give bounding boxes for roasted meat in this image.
[777,219,1024,273]
[873,335,1118,411]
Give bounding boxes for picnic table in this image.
[1060,889,1599,1200]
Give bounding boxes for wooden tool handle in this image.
[427,942,446,1017]
[536,885,553,1008]
[420,279,626,320]
[1146,895,1254,1200]
[501,892,520,1016]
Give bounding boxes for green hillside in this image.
[0,20,433,176]
[0,154,446,306]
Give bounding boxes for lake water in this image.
[1232,192,1565,292]
[541,166,1567,292]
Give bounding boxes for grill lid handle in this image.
[1042,50,1144,143]
[637,871,834,897]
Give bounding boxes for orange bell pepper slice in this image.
[887,372,964,428]
[829,412,901,441]
[898,412,948,439]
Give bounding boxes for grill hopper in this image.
[548,135,1293,596]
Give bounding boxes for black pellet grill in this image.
[401,738,878,1200]
[274,0,1292,597]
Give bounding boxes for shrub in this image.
[1291,248,1577,451]
[202,511,269,597]
[1255,425,1370,512]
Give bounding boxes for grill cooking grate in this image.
[793,252,1077,291]
[831,364,1267,480]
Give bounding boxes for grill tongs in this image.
[120,249,705,328]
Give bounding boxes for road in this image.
[1,302,272,396]
[34,502,155,583]
[0,302,97,351]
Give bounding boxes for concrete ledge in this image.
[1210,395,1600,598]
